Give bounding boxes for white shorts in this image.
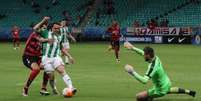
[63,42,70,49]
[42,56,64,73]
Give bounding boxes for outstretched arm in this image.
[68,33,76,42]
[35,36,48,42]
[61,48,74,64]
[35,36,54,44]
[33,16,50,31]
[124,41,144,56]
[125,64,149,84]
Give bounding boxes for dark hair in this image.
[47,23,53,30]
[143,46,154,58]
[61,19,67,22]
[52,22,61,26]
[47,22,60,30]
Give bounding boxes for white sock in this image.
[62,74,73,88]
[65,56,69,63]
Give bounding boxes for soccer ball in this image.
[62,88,73,97]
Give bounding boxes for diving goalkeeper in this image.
[124,42,196,101]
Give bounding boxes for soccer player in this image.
[22,17,53,96]
[35,17,77,95]
[124,42,196,101]
[107,21,121,62]
[60,20,76,64]
[11,25,20,50]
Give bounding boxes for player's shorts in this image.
[148,84,171,98]
[22,55,41,69]
[42,56,64,73]
[111,40,120,51]
[13,38,20,42]
[62,42,70,49]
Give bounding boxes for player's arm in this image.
[11,31,14,38]
[66,28,76,42]
[124,41,144,56]
[68,33,76,42]
[61,35,74,64]
[125,64,149,84]
[61,48,74,64]
[33,17,50,31]
[35,36,54,43]
[11,28,14,37]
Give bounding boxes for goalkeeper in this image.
[124,42,196,101]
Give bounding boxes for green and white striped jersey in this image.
[60,26,72,43]
[40,29,65,58]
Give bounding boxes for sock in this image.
[48,72,57,90]
[49,79,57,90]
[115,50,119,60]
[62,74,73,88]
[169,87,190,94]
[25,69,40,88]
[41,72,49,90]
[65,56,69,63]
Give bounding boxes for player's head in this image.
[112,20,118,27]
[143,46,155,62]
[60,19,67,27]
[42,24,47,29]
[42,21,48,29]
[51,22,61,34]
[13,25,18,30]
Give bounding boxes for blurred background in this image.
[0,0,201,45]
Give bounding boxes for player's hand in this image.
[39,63,44,70]
[124,41,134,50]
[43,16,50,21]
[69,57,75,64]
[124,64,135,76]
[48,38,54,45]
[72,39,76,43]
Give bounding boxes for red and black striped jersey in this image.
[23,32,41,56]
[110,26,121,41]
[11,30,20,38]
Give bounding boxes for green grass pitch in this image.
[0,42,200,101]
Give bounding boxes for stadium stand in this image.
[0,0,91,27]
[86,0,201,27]
[0,0,200,27]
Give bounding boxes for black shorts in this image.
[13,38,20,42]
[22,55,41,69]
[111,41,120,51]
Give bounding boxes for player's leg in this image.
[16,38,20,48]
[53,57,77,94]
[22,60,40,96]
[114,41,120,62]
[13,39,16,50]
[168,87,196,97]
[36,58,50,95]
[40,71,50,96]
[48,72,59,95]
[138,87,167,101]
[25,63,40,87]
[136,91,153,101]
[108,41,113,51]
[56,65,77,94]
[40,57,56,96]
[41,72,49,91]
[56,65,73,88]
